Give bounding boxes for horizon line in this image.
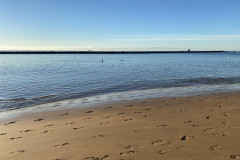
[0,50,228,54]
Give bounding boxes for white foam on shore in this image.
[1,83,240,121]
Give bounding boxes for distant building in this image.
[188,49,191,52]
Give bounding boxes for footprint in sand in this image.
[144,108,152,111]
[143,114,151,118]
[105,107,112,109]
[73,127,84,130]
[19,129,31,133]
[125,145,136,150]
[4,121,16,125]
[93,135,105,139]
[60,113,69,116]
[125,104,133,107]
[184,121,194,124]
[55,143,69,147]
[204,128,214,133]
[0,133,7,135]
[43,124,54,127]
[134,111,142,114]
[102,116,111,119]
[212,132,221,136]
[43,130,54,133]
[66,122,76,125]
[222,112,229,117]
[85,111,94,114]
[9,137,22,140]
[180,109,187,112]
[222,121,230,125]
[118,112,125,115]
[180,136,194,141]
[159,149,169,154]
[230,155,240,159]
[177,145,190,151]
[101,155,109,160]
[128,131,139,134]
[157,125,167,128]
[55,158,67,160]
[209,145,220,150]
[83,117,92,120]
[141,102,147,104]
[85,155,109,160]
[9,150,26,155]
[34,118,44,122]
[99,122,109,125]
[151,140,165,145]
[222,132,228,136]
[120,151,136,156]
[204,116,211,120]
[123,118,133,122]
[192,124,199,127]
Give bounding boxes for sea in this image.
[1,52,240,113]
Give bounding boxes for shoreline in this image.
[2,83,240,121]
[1,92,240,159]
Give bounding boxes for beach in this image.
[1,0,240,159]
[1,92,240,160]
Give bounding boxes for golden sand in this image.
[1,93,240,160]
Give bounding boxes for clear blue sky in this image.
[1,0,240,51]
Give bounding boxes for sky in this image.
[0,0,240,51]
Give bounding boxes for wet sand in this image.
[1,92,240,160]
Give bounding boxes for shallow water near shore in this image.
[1,52,240,112]
[1,83,240,121]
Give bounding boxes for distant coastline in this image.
[0,51,225,54]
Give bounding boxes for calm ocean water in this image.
[1,52,240,112]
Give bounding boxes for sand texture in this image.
[1,93,240,160]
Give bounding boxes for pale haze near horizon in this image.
[0,0,240,51]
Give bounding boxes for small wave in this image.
[0,95,56,112]
[179,77,240,85]
[6,95,56,102]
[30,94,55,100]
[9,98,27,101]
